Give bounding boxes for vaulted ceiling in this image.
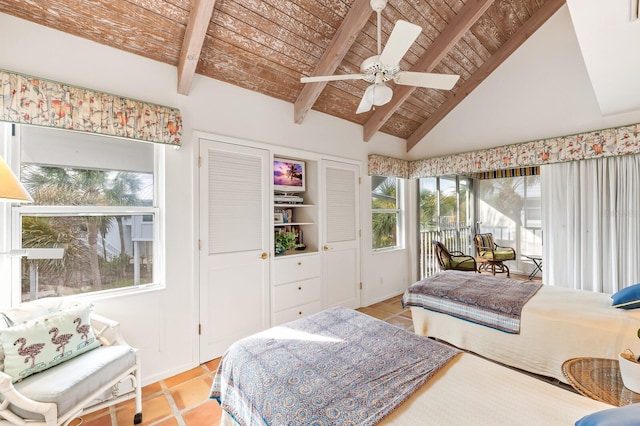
[0,0,566,151]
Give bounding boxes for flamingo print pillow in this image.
[0,303,100,382]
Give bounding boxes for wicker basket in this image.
[619,351,640,393]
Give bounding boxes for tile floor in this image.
[72,296,411,426]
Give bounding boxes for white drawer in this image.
[273,278,321,311]
[273,301,323,325]
[274,254,320,285]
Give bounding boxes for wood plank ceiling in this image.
[0,0,565,152]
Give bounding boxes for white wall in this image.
[410,5,640,160]
[0,13,415,384]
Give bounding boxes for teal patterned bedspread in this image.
[210,307,460,425]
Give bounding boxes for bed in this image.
[403,270,640,384]
[210,306,613,425]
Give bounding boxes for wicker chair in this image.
[474,233,516,276]
[433,241,477,272]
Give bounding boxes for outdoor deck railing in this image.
[419,227,473,279]
[419,226,543,280]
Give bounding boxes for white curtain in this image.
[542,155,640,293]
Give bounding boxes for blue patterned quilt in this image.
[402,270,542,334]
[210,307,460,425]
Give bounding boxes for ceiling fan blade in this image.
[356,86,375,114]
[394,71,460,90]
[379,20,422,66]
[300,74,366,83]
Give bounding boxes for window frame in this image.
[7,125,165,305]
[371,175,404,252]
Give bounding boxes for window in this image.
[11,125,163,302]
[476,174,541,260]
[371,176,402,250]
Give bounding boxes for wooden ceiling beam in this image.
[177,0,216,95]
[406,0,566,151]
[362,0,495,142]
[293,0,372,124]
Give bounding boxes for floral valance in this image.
[368,154,410,178]
[369,123,640,178]
[0,70,182,146]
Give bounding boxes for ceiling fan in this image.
[300,0,460,114]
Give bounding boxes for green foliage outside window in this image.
[372,177,399,249]
[19,165,153,301]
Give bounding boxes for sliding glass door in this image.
[418,176,473,278]
[476,175,542,274]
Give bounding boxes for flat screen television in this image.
[273,158,305,193]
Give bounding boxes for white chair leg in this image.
[133,351,143,424]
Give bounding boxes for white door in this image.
[322,160,360,308]
[199,139,271,362]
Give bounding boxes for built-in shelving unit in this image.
[272,156,318,256]
[271,155,322,325]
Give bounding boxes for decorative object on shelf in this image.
[619,349,640,393]
[274,208,295,224]
[275,231,302,255]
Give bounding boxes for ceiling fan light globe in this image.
[367,83,393,106]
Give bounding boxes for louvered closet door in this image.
[322,160,361,309]
[199,139,270,362]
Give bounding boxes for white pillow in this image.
[0,303,101,382]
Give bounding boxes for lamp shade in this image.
[0,156,32,203]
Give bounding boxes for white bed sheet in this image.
[411,284,640,383]
[221,353,612,425]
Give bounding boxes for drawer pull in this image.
[298,286,302,290]
[298,311,302,315]
[297,262,302,265]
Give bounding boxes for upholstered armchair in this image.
[0,298,142,426]
[433,241,477,272]
[474,233,516,276]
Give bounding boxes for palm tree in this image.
[20,165,149,298]
[105,172,142,275]
[372,178,397,249]
[21,165,108,291]
[419,188,437,229]
[478,176,539,225]
[418,186,457,228]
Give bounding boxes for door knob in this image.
[261,252,268,260]
[323,245,329,251]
